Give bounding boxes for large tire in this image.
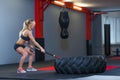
[54,55,106,74]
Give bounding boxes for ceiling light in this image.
[63,0,73,2]
[73,6,82,11]
[54,1,64,6]
[74,3,91,7]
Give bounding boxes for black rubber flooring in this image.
[0,57,120,80]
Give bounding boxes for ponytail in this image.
[19,19,34,37]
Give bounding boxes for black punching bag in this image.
[59,11,70,39]
[104,24,111,56]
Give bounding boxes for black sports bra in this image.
[21,34,30,41]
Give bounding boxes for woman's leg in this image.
[24,47,37,71]
[25,47,35,68]
[16,47,28,69]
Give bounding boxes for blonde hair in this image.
[19,19,34,36]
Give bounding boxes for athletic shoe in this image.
[17,68,26,73]
[26,67,37,71]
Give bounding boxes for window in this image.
[102,15,120,44]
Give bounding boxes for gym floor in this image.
[0,56,120,80]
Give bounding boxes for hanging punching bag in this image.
[59,11,70,39]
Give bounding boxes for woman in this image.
[14,19,45,73]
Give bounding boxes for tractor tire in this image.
[54,55,106,74]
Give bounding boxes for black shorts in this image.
[14,43,25,51]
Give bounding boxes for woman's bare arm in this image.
[28,31,45,53]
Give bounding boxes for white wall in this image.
[0,1,87,64]
[91,15,103,55]
[0,0,34,65]
[103,12,120,17]
[44,5,87,60]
